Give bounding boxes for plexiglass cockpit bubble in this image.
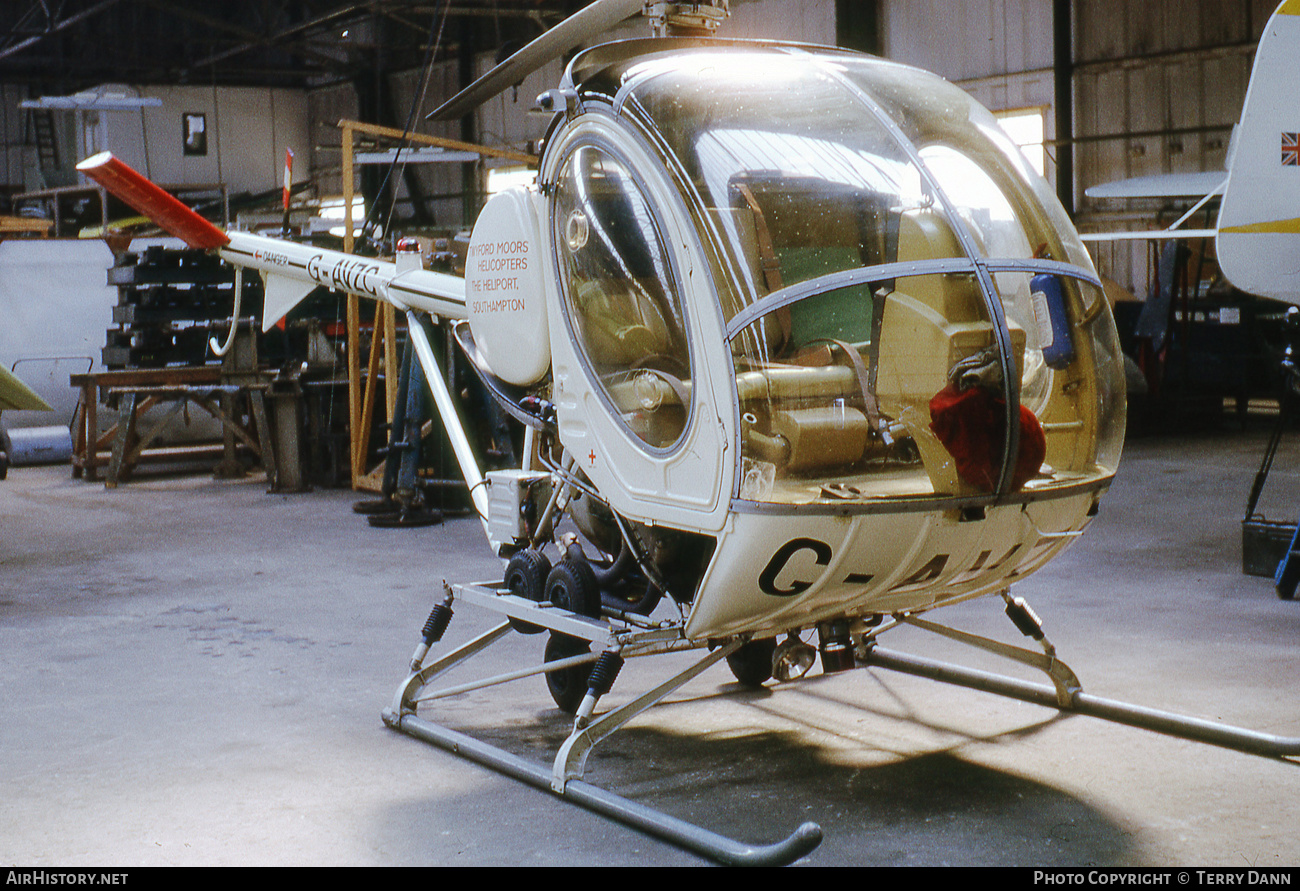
[571,44,1124,508]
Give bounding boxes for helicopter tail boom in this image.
[78,151,485,525]
[77,152,468,329]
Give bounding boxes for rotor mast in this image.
[644,1,730,37]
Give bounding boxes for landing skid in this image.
[383,583,1300,866]
[381,580,823,866]
[858,603,1300,759]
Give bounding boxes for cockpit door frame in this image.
[539,108,734,532]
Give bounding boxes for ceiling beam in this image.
[0,0,129,62]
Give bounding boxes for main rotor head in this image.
[645,1,730,37]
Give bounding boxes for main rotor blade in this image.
[427,0,645,122]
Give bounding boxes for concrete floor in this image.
[3,425,1300,867]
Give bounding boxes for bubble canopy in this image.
[555,41,1124,509]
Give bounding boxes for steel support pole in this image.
[405,310,489,531]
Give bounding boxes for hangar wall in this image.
[306,0,837,233]
[881,0,1057,179]
[881,0,1281,299]
[0,83,45,191]
[882,0,1054,81]
[92,85,309,197]
[0,84,308,199]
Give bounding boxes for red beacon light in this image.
[395,237,424,274]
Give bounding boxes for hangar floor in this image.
[3,424,1300,868]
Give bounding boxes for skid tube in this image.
[384,711,823,866]
[381,581,823,867]
[861,646,1300,758]
[850,605,1300,760]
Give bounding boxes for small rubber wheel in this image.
[544,559,601,618]
[503,550,550,634]
[545,633,593,714]
[726,638,777,688]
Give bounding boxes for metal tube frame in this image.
[384,582,1300,867]
[381,580,824,866]
[858,607,1300,760]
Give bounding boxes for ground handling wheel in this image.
[544,558,601,618]
[540,559,602,713]
[544,632,594,714]
[503,549,550,634]
[726,637,777,687]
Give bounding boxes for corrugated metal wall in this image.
[880,0,1060,220]
[882,0,1279,297]
[1072,0,1277,296]
[0,85,36,192]
[883,0,1054,81]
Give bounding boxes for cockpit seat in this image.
[572,278,678,368]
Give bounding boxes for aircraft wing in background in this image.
[1079,172,1226,243]
[0,366,53,413]
[1084,171,1227,201]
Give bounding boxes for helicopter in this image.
[77,0,1300,867]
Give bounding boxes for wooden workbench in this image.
[70,366,273,487]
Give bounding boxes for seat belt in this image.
[830,338,884,437]
[735,183,784,293]
[734,183,792,348]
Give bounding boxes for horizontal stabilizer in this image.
[1080,229,1217,242]
[75,152,230,250]
[261,271,318,332]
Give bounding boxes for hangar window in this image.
[996,108,1047,178]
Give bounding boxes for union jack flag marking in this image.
[1284,132,1300,167]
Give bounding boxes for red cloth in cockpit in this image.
[929,383,1046,491]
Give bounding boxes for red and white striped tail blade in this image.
[282,148,294,211]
